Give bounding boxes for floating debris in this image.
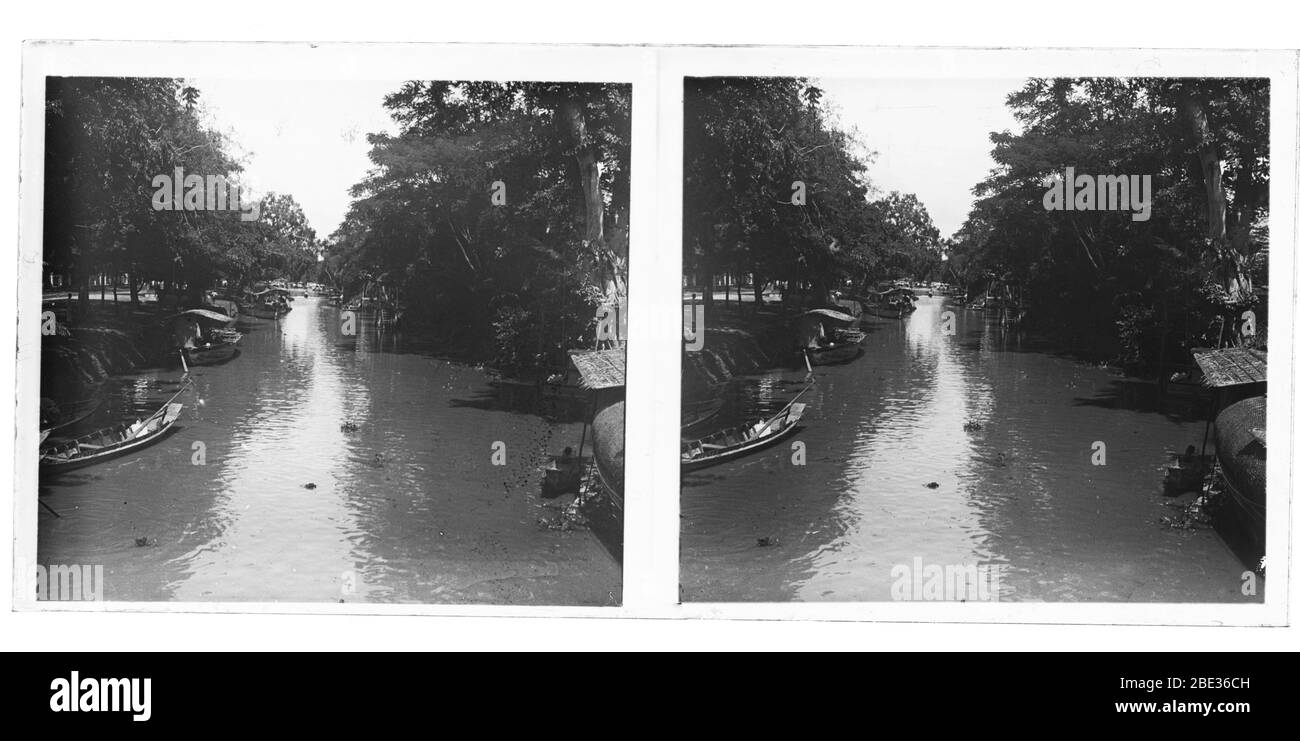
[340,421,360,433]
[756,536,780,547]
[963,421,983,432]
[303,482,317,490]
[924,482,940,489]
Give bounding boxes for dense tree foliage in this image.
[683,77,942,309]
[44,77,318,308]
[950,77,1269,366]
[325,81,632,375]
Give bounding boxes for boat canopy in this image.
[800,308,857,324]
[249,287,293,298]
[167,308,236,325]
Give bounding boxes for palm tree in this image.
[181,86,200,113]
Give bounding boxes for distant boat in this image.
[858,302,915,320]
[245,302,291,319]
[40,401,183,473]
[848,287,917,319]
[243,287,294,319]
[681,402,806,472]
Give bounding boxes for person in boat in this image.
[794,313,828,351]
[171,314,201,350]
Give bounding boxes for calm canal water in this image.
[39,298,620,605]
[681,295,1258,603]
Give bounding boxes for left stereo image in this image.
[32,76,629,605]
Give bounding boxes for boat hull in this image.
[181,340,240,366]
[1210,396,1266,565]
[681,403,806,472]
[40,403,183,474]
[805,344,864,366]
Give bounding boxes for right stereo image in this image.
[679,75,1270,603]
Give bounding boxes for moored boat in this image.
[1209,395,1266,564]
[795,308,864,367]
[40,400,184,473]
[243,287,294,319]
[245,301,291,319]
[848,286,918,319]
[681,401,806,472]
[167,309,241,366]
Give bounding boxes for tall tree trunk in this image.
[1179,91,1251,310]
[559,98,624,303]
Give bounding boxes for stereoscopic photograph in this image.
[35,75,629,605]
[680,75,1270,603]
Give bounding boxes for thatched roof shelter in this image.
[569,348,626,390]
[1192,348,1267,388]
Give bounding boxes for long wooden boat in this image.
[40,401,183,473]
[681,402,806,472]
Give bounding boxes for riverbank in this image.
[40,300,175,413]
[682,303,795,399]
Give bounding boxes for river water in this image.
[681,296,1259,603]
[38,297,620,605]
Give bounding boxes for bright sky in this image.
[193,77,1026,242]
[193,79,402,238]
[816,78,1026,239]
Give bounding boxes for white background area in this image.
[3,1,1299,651]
